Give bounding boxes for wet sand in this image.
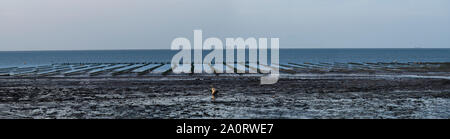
[1,75,449,119]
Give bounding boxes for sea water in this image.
[0,48,449,68]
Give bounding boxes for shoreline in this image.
[1,75,449,119]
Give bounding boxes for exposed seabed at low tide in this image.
[0,74,449,119]
[0,62,449,118]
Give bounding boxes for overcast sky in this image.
[0,0,449,51]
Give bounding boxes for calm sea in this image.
[1,49,449,68]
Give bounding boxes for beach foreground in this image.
[0,75,449,119]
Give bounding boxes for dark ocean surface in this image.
[1,49,449,68]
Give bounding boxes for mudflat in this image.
[0,75,449,119]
